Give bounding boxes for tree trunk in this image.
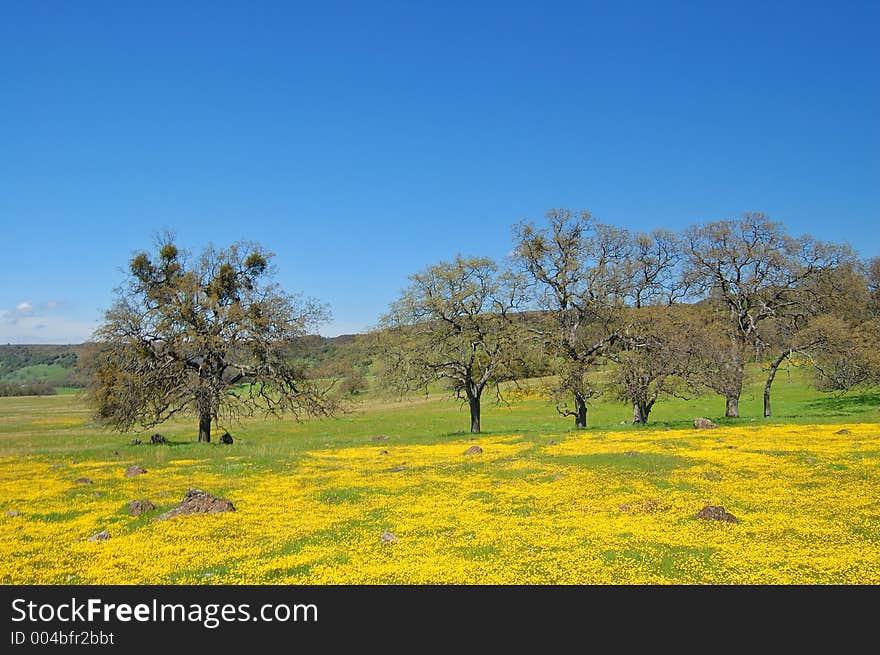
[468,395,481,434]
[763,349,790,418]
[725,394,739,418]
[632,402,649,424]
[197,391,212,442]
[574,394,587,429]
[724,335,744,419]
[198,409,211,443]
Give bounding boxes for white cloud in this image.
[0,303,99,344]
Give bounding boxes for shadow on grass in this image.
[126,439,241,448]
[804,392,880,415]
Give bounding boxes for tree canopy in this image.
[378,255,527,433]
[85,237,335,442]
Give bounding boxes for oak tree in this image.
[611,305,702,424]
[610,230,696,424]
[513,209,628,428]
[86,237,335,442]
[684,213,840,417]
[378,256,526,433]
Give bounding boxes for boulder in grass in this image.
[693,418,719,429]
[87,530,110,542]
[464,445,483,455]
[128,500,156,516]
[125,465,147,478]
[695,505,739,524]
[157,489,235,520]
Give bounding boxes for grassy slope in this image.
[1,364,72,385]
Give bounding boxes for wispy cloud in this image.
[0,301,99,344]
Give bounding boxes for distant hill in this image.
[0,335,371,392]
[0,344,88,388]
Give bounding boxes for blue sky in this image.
[1,1,877,342]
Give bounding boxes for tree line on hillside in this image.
[81,212,879,441]
[0,381,58,397]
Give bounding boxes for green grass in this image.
[0,364,876,464]
[1,364,71,385]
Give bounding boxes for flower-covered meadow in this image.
[2,421,878,584]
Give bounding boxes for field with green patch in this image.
[1,365,878,584]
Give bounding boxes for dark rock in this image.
[464,445,483,455]
[151,433,168,444]
[372,435,390,441]
[87,529,110,542]
[693,418,719,429]
[124,465,147,478]
[74,477,93,485]
[219,432,234,445]
[834,429,851,435]
[695,505,739,523]
[5,510,20,518]
[128,500,156,516]
[157,489,235,520]
[131,439,143,446]
[380,531,398,543]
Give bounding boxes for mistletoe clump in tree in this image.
[86,237,335,442]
